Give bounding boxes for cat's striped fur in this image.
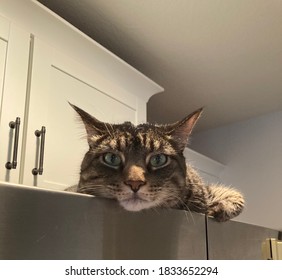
[67,104,244,222]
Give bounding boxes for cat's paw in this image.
[207,186,245,222]
[207,200,244,222]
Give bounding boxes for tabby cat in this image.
[67,104,244,222]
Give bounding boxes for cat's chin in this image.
[119,198,157,212]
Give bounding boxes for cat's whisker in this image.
[157,190,196,224]
[110,123,117,138]
[150,206,161,215]
[184,209,195,225]
[78,184,109,195]
[104,123,115,139]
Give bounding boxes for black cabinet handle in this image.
[5,117,21,170]
[32,126,46,176]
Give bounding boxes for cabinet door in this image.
[0,35,6,111]
[0,16,30,183]
[23,37,138,190]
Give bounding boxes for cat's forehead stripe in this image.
[153,140,161,150]
[90,135,103,142]
[137,132,145,146]
[117,135,127,150]
[90,129,177,155]
[145,135,152,150]
[137,132,176,155]
[162,144,176,155]
[109,139,117,149]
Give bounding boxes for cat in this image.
[66,103,244,222]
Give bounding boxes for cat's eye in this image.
[149,154,168,168]
[103,152,122,167]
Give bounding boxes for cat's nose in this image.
[124,180,146,193]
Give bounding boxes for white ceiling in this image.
[37,0,282,131]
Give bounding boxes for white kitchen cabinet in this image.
[0,16,30,184]
[0,1,163,190]
[23,37,140,190]
[184,148,225,184]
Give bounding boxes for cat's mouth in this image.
[119,194,157,212]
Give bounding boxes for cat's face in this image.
[72,104,202,211]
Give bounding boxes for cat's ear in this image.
[166,108,203,150]
[69,103,109,144]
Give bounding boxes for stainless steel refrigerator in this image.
[0,182,280,259]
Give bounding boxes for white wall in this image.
[190,110,282,231]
